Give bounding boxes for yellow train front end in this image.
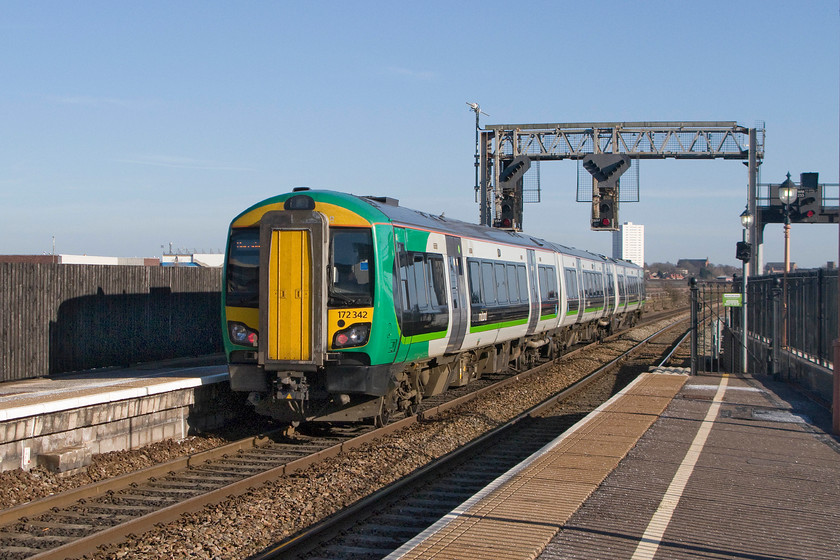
[222,190,396,424]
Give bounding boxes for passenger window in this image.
[428,255,447,308]
[412,255,428,309]
[517,266,529,301]
[481,262,496,304]
[468,260,482,304]
[506,265,518,303]
[545,268,558,300]
[494,263,508,304]
[565,268,578,299]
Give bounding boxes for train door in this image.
[599,263,607,317]
[393,227,411,363]
[526,249,540,334]
[563,259,581,323]
[445,235,468,353]
[269,229,310,360]
[259,210,328,368]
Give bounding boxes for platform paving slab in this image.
[542,373,840,560]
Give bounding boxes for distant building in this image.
[0,254,158,266]
[676,258,710,270]
[160,253,224,267]
[765,262,797,274]
[0,253,224,267]
[0,255,58,264]
[612,222,645,267]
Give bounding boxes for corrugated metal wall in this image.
[0,263,222,381]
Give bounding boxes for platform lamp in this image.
[778,172,798,349]
[739,206,753,373]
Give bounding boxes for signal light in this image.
[792,193,820,222]
[591,192,618,230]
[736,241,752,263]
[498,196,516,229]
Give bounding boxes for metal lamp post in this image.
[779,173,798,349]
[739,207,753,373]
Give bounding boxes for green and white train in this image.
[222,189,644,425]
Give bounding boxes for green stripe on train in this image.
[401,330,447,344]
[469,318,528,333]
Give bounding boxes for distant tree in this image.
[649,262,677,275]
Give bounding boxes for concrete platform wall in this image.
[0,382,239,473]
[725,331,833,404]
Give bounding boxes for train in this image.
[221,189,645,425]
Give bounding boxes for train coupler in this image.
[274,372,309,402]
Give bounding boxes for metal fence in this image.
[730,269,837,372]
[0,263,222,382]
[687,270,837,402]
[732,269,838,374]
[688,279,733,375]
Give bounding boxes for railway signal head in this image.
[736,241,752,263]
[591,190,618,231]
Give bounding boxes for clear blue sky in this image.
[2,1,837,268]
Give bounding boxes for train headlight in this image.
[229,322,258,347]
[332,323,371,349]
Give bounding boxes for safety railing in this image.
[688,279,734,375]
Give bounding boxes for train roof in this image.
[354,193,641,270]
[239,189,641,271]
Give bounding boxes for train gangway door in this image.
[268,229,311,361]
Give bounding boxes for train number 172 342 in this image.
[337,309,369,320]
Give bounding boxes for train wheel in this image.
[374,409,390,428]
[374,392,398,427]
[546,341,557,361]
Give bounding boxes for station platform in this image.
[387,370,840,560]
[0,358,232,473]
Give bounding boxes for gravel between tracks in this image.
[0,317,682,559]
[90,319,676,560]
[0,435,232,511]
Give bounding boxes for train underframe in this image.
[246,310,642,426]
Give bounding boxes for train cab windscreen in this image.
[329,228,374,308]
[226,228,260,308]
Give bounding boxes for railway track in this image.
[0,311,688,560]
[253,316,691,559]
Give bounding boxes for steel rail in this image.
[14,309,687,560]
[656,329,691,368]
[251,314,689,559]
[0,432,277,528]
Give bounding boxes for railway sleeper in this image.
[0,530,76,545]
